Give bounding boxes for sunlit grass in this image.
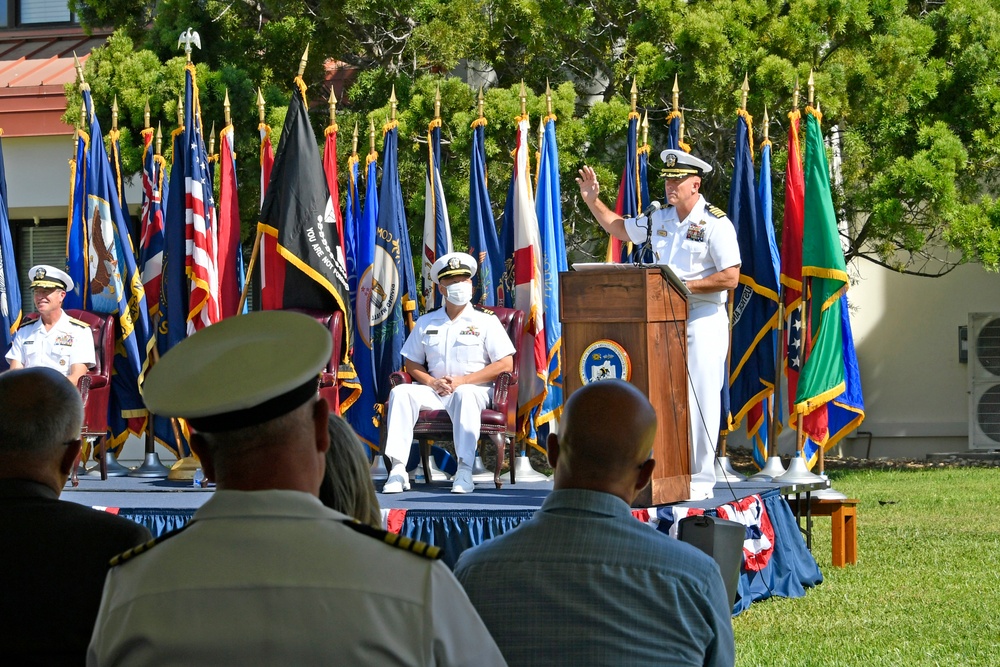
[734,468,1000,667]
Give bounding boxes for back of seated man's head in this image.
[142,311,333,492]
[0,367,83,482]
[550,379,657,498]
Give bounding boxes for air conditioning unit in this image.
[968,313,1000,450]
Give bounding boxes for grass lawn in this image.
[733,467,1000,667]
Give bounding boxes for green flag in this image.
[794,108,848,418]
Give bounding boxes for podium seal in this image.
[579,340,632,384]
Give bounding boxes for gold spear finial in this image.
[352,122,359,156]
[641,110,649,146]
[390,85,397,122]
[369,117,376,153]
[328,87,337,126]
[630,78,637,113]
[434,84,441,121]
[79,101,86,130]
[762,105,769,142]
[156,122,162,156]
[519,80,527,117]
[740,73,749,112]
[793,75,800,111]
[224,89,231,125]
[679,115,686,143]
[144,100,150,130]
[73,52,84,84]
[546,79,553,117]
[209,122,216,156]
[177,95,184,128]
[111,95,119,131]
[672,74,679,112]
[257,88,266,124]
[477,86,485,119]
[808,69,815,106]
[298,43,309,78]
[537,115,544,150]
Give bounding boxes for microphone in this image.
[633,201,661,267]
[641,200,661,218]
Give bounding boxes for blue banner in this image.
[469,121,503,308]
[0,133,21,368]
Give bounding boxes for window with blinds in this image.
[18,0,73,24]
[15,221,66,311]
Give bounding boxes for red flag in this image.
[323,122,347,256]
[259,122,284,309]
[217,123,242,318]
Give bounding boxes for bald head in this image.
[550,380,657,500]
[0,367,83,488]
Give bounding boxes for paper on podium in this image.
[571,262,691,296]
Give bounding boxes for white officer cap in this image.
[659,149,713,179]
[431,252,477,283]
[29,265,74,293]
[142,311,332,432]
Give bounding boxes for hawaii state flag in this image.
[0,130,21,367]
[421,118,453,311]
[258,78,352,346]
[469,117,503,307]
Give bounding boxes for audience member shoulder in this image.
[109,524,188,567]
[341,519,442,560]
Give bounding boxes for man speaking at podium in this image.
[576,149,740,500]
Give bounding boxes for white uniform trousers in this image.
[686,301,730,500]
[384,384,493,466]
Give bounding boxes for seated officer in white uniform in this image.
[576,150,741,500]
[5,265,95,386]
[383,252,516,495]
[88,310,506,666]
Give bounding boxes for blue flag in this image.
[0,133,22,368]
[80,88,153,450]
[468,119,503,307]
[749,138,783,468]
[108,128,137,250]
[371,121,416,406]
[727,112,779,442]
[346,150,381,453]
[612,112,640,264]
[65,128,88,311]
[535,115,566,432]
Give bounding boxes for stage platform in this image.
[62,471,823,616]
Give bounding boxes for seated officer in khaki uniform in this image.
[5,265,95,387]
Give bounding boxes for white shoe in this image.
[451,467,475,494]
[382,466,410,494]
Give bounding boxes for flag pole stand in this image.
[750,294,788,483]
[749,455,787,481]
[714,434,747,482]
[501,452,550,483]
[129,416,170,478]
[774,429,824,485]
[168,456,201,481]
[812,445,847,499]
[471,455,495,483]
[369,454,389,482]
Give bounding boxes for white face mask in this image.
[444,281,473,306]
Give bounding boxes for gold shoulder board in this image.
[342,519,442,560]
[68,317,91,328]
[706,204,727,218]
[109,524,189,567]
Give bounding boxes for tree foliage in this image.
[68,0,1000,274]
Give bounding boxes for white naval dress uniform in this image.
[385,304,517,466]
[87,490,507,666]
[625,195,741,500]
[5,310,96,377]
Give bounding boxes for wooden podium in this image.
[559,267,690,506]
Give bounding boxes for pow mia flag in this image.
[258,79,352,349]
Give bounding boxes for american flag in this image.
[183,67,221,334]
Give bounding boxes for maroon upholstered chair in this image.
[285,308,345,415]
[388,306,524,489]
[65,310,116,483]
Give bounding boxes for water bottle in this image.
[193,468,205,488]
